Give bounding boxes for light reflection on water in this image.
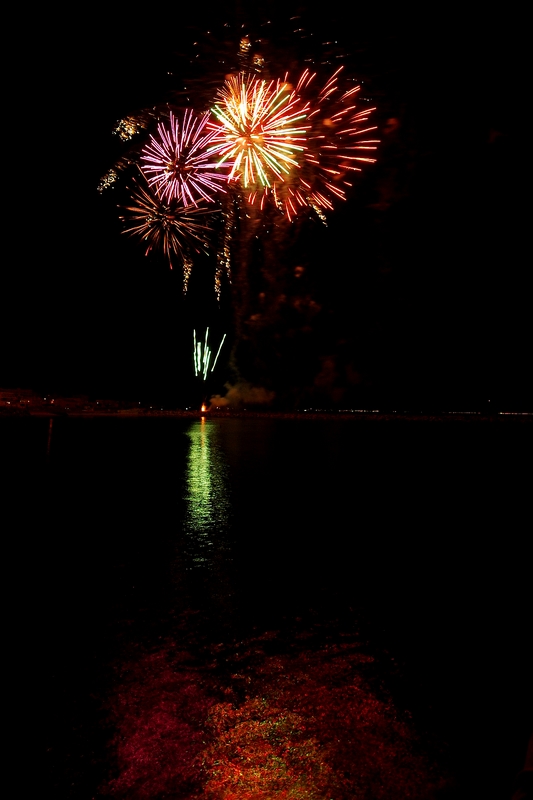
[16,416,526,799]
[102,631,446,800]
[183,419,232,568]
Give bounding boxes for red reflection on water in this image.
[103,636,447,798]
[104,649,215,798]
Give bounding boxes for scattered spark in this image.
[113,115,148,142]
[97,168,118,193]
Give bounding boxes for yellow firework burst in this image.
[207,74,310,191]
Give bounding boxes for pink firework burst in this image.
[140,109,229,206]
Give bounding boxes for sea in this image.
[3,414,531,799]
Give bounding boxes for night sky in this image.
[6,4,528,411]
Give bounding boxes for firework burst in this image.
[205,66,378,223]
[207,74,310,195]
[100,19,379,309]
[120,178,216,289]
[239,66,378,222]
[140,109,229,206]
[292,66,379,220]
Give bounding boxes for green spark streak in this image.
[193,330,198,376]
[211,334,227,372]
[192,329,226,381]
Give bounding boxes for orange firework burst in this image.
[293,66,379,220]
[207,66,378,222]
[120,178,216,289]
[207,74,310,195]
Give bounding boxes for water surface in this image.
[3,415,530,798]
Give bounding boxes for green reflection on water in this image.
[184,419,231,565]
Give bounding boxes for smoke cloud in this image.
[210,381,275,409]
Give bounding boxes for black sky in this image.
[6,4,529,409]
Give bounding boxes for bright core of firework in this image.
[140,109,228,206]
[208,75,309,191]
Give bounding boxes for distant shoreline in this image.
[1,388,530,421]
[1,408,531,423]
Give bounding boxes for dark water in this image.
[3,416,531,798]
